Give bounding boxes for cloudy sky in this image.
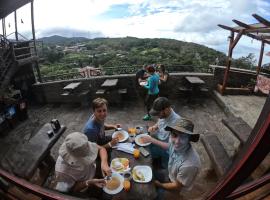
[3,0,270,64]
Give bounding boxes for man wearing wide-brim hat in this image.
[141,118,201,198]
[54,132,111,197]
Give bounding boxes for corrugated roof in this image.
[0,0,31,19]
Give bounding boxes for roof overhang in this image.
[0,0,32,19]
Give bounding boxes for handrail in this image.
[0,168,84,200]
[6,32,29,41]
[226,173,270,199]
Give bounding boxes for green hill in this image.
[39,36,227,76]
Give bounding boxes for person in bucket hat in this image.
[141,118,201,199]
[147,97,181,169]
[54,132,111,195]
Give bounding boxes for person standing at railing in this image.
[142,65,159,121]
[157,64,169,98]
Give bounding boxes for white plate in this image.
[110,158,130,173]
[132,165,152,183]
[135,134,151,146]
[103,172,124,195]
[139,81,147,86]
[112,130,129,142]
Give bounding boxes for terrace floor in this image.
[0,93,267,200]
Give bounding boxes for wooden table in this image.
[185,76,205,85]
[101,79,118,88]
[63,82,82,90]
[1,123,66,180]
[110,135,157,200]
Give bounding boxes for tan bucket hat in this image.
[59,132,98,166]
[165,118,200,142]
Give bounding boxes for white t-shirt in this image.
[168,143,201,192]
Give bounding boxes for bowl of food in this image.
[103,173,124,194]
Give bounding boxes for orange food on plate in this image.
[106,177,120,190]
[114,132,124,140]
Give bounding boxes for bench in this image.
[201,134,232,177]
[178,86,192,92]
[61,91,70,96]
[118,88,127,94]
[222,116,252,144]
[96,89,106,95]
[1,123,66,180]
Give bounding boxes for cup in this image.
[136,126,143,134]
[133,149,140,159]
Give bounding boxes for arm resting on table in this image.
[150,137,169,150]
[156,180,182,191]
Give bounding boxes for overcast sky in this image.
[3,0,270,64]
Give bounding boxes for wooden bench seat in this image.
[178,86,192,92]
[96,89,106,95]
[200,87,209,92]
[201,134,232,177]
[118,88,127,94]
[222,116,252,144]
[61,91,70,96]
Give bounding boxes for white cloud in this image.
[4,0,270,64]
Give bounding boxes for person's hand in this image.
[148,126,157,134]
[141,135,152,143]
[115,124,121,129]
[87,179,106,188]
[154,180,163,188]
[101,163,112,177]
[110,137,119,146]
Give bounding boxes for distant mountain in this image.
[38,35,89,45]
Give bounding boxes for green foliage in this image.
[40,36,230,76]
[232,53,257,70]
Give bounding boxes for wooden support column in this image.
[256,41,265,76]
[14,11,18,41]
[2,18,6,36]
[31,0,42,83]
[221,30,243,95]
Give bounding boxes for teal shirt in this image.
[144,73,159,95]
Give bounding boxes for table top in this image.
[63,82,81,90]
[185,76,205,85]
[2,123,66,179]
[110,136,157,200]
[101,79,118,87]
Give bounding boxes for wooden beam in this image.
[221,31,234,95]
[246,33,270,45]
[218,24,235,31]
[253,13,270,27]
[230,30,243,50]
[233,19,250,29]
[256,42,265,76]
[14,10,18,41]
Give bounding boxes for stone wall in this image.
[32,73,214,104]
[211,65,257,87]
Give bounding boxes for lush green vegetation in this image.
[39,36,256,77]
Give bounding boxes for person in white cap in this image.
[142,118,201,199]
[54,132,111,197]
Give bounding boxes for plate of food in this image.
[132,165,152,183]
[135,134,151,146]
[139,81,148,86]
[110,158,130,173]
[103,172,124,195]
[112,130,129,142]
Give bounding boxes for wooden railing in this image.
[41,64,207,82]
